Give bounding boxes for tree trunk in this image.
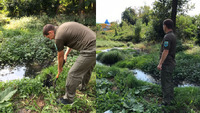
[93,1,96,13]
[72,0,75,6]
[79,0,85,19]
[171,0,178,33]
[54,0,60,15]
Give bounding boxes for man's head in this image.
[163,19,174,33]
[43,24,55,40]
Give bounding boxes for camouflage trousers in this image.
[63,49,96,102]
[161,65,175,105]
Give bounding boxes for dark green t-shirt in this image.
[55,22,96,52]
[160,31,176,66]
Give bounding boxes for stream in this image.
[0,65,26,82]
[0,61,54,82]
[97,48,196,87]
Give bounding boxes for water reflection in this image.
[131,69,157,84]
[0,66,26,82]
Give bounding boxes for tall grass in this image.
[96,40,125,48]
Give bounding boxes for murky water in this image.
[101,47,124,52]
[0,62,53,82]
[0,57,54,82]
[132,69,196,87]
[131,69,157,84]
[0,65,26,82]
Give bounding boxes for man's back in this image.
[55,22,96,51]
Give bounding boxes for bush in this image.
[97,50,124,65]
[125,74,145,88]
[95,65,121,78]
[0,13,10,26]
[176,40,189,53]
[17,78,43,97]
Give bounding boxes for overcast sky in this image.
[96,0,200,23]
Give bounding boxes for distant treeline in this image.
[0,0,95,17]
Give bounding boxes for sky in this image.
[96,0,200,23]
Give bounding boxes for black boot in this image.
[56,97,73,105]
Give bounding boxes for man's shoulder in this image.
[164,32,175,40]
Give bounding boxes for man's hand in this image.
[64,55,67,62]
[58,67,63,76]
[157,50,169,71]
[157,64,162,70]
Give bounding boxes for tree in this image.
[138,5,152,25]
[171,0,178,32]
[146,0,191,42]
[122,7,137,25]
[133,19,142,43]
[176,15,197,40]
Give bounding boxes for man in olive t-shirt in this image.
[43,22,96,105]
[157,19,176,106]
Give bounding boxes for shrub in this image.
[97,50,124,65]
[95,65,121,78]
[125,74,145,88]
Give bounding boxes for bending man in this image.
[43,22,96,104]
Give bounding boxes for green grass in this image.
[96,40,125,48]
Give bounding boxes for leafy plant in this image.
[0,87,17,109]
[97,50,124,65]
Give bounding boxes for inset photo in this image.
[96,0,200,112]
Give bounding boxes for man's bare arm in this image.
[58,50,64,75]
[64,47,72,61]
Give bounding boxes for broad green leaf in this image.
[0,102,12,109]
[134,90,140,94]
[0,87,18,103]
[131,104,144,112]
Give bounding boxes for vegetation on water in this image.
[0,56,96,112]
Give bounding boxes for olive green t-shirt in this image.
[55,22,96,52]
[160,31,176,66]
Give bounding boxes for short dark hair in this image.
[43,24,55,36]
[163,19,174,29]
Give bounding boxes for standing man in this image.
[43,22,96,104]
[157,19,176,106]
